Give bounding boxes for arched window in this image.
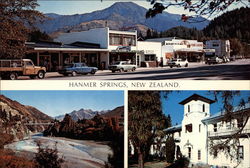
[202,104,205,112]
[188,105,190,112]
[188,147,191,159]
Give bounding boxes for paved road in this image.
[18,59,250,80]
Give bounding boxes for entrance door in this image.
[50,53,60,71]
[39,55,51,72]
[85,53,97,67]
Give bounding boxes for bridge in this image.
[24,122,54,126]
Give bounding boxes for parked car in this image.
[108,61,136,73]
[58,63,98,76]
[0,59,46,80]
[167,59,189,68]
[206,57,223,65]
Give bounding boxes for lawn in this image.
[129,161,170,168]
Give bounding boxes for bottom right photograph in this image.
[128,91,250,168]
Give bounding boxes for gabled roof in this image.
[179,94,215,105]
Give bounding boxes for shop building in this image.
[55,27,142,68]
[205,40,230,58]
[26,41,108,71]
[25,28,230,70]
[146,37,204,65]
[137,41,162,67]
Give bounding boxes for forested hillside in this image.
[203,7,250,43]
[145,7,250,56]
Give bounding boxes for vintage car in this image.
[167,59,189,68]
[58,63,98,76]
[0,59,46,80]
[108,61,136,73]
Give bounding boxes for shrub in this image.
[0,149,35,168]
[34,141,64,168]
[166,156,190,168]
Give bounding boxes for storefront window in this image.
[145,54,156,61]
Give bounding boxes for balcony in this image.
[208,127,250,138]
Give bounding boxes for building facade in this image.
[137,41,162,67]
[26,41,108,71]
[165,94,250,168]
[205,40,231,58]
[25,28,231,71]
[146,37,204,65]
[55,27,141,68]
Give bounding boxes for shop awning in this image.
[33,47,109,52]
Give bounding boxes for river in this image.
[5,133,112,168]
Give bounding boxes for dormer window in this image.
[202,104,205,112]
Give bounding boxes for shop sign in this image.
[144,50,154,54]
[116,46,131,52]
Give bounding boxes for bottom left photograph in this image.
[0,90,124,168]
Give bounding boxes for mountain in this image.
[55,108,110,121]
[44,106,124,141]
[36,2,209,36]
[101,106,124,118]
[0,95,51,122]
[0,95,52,141]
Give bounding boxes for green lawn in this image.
[129,161,170,168]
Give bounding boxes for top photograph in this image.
[1,0,249,80]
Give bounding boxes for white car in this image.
[108,61,136,73]
[167,59,189,68]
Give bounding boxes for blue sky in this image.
[36,0,245,19]
[1,90,124,117]
[161,91,250,126]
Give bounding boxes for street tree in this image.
[209,91,250,162]
[146,0,249,22]
[0,0,43,59]
[128,91,169,168]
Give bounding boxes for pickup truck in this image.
[0,59,46,80]
[108,61,136,73]
[167,59,189,68]
[58,63,98,76]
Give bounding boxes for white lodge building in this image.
[165,94,250,168]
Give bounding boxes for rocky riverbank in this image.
[5,133,112,168]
